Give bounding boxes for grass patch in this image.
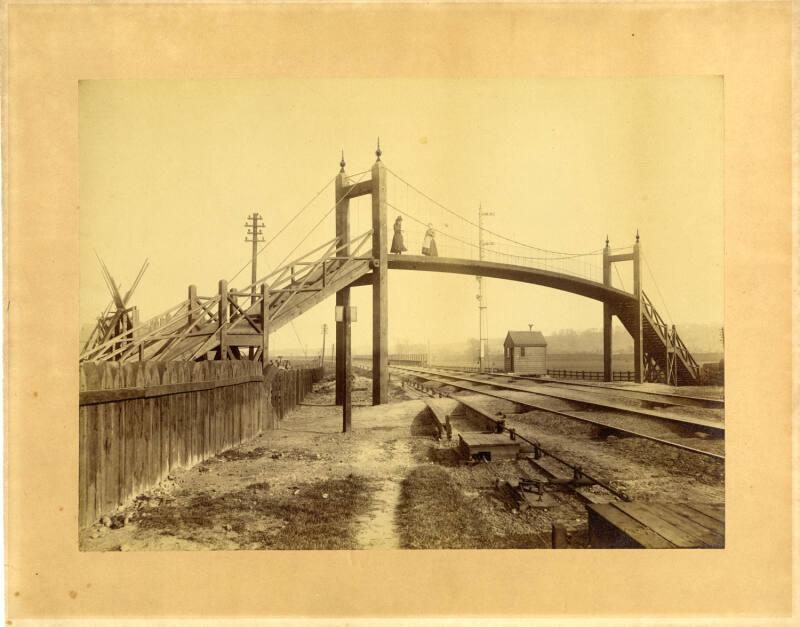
[397,466,545,549]
[214,446,270,462]
[136,475,375,550]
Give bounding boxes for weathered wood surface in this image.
[586,502,725,549]
[79,361,321,528]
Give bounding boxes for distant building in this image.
[503,330,547,374]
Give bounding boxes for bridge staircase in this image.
[80,230,374,363]
[615,291,701,385]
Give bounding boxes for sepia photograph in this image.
[78,77,724,551]
[5,1,793,622]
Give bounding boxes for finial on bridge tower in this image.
[636,228,640,244]
[339,149,346,173]
[605,235,609,248]
[375,137,382,161]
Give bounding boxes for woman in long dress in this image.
[422,224,438,257]
[391,216,407,253]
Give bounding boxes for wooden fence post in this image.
[218,280,228,360]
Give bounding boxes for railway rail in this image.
[428,365,723,409]
[395,365,724,436]
[395,366,725,462]
[423,393,627,503]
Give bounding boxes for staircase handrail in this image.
[642,291,700,380]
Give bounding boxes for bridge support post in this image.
[342,300,352,432]
[632,234,644,383]
[371,144,389,405]
[602,241,612,382]
[335,155,350,405]
[188,284,198,328]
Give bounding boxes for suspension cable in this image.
[386,201,604,271]
[228,175,336,283]
[387,201,484,253]
[613,263,626,292]
[386,166,605,258]
[642,252,674,325]
[290,320,307,356]
[267,170,372,280]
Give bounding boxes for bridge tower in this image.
[334,143,389,406]
[602,232,643,383]
[334,152,350,406]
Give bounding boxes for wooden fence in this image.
[546,369,635,382]
[79,361,321,528]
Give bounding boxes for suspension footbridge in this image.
[80,143,701,405]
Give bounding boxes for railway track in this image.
[428,365,723,409]
[396,365,724,434]
[502,374,722,409]
[423,394,626,505]
[395,365,724,462]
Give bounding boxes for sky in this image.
[79,78,723,356]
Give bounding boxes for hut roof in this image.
[504,330,547,347]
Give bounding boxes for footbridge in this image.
[81,143,702,404]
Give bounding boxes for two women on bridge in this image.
[390,216,438,256]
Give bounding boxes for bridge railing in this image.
[80,230,374,363]
[642,291,700,379]
[392,223,610,284]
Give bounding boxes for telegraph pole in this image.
[245,213,265,302]
[245,213,265,360]
[477,204,494,371]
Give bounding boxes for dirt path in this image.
[79,376,428,551]
[354,435,413,549]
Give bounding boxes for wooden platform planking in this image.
[587,502,724,549]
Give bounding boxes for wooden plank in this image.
[233,362,241,445]
[189,362,200,466]
[91,366,107,524]
[78,375,265,406]
[102,364,122,511]
[80,363,101,526]
[146,363,162,485]
[127,365,143,497]
[178,362,190,468]
[652,504,722,547]
[625,503,721,548]
[686,503,725,524]
[587,504,674,549]
[142,363,156,489]
[209,362,217,454]
[165,363,177,472]
[181,362,192,467]
[612,502,699,549]
[662,503,725,538]
[121,365,138,504]
[201,362,211,460]
[78,406,90,527]
[233,363,241,446]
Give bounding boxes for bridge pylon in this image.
[603,233,644,383]
[335,152,351,406]
[334,144,389,406]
